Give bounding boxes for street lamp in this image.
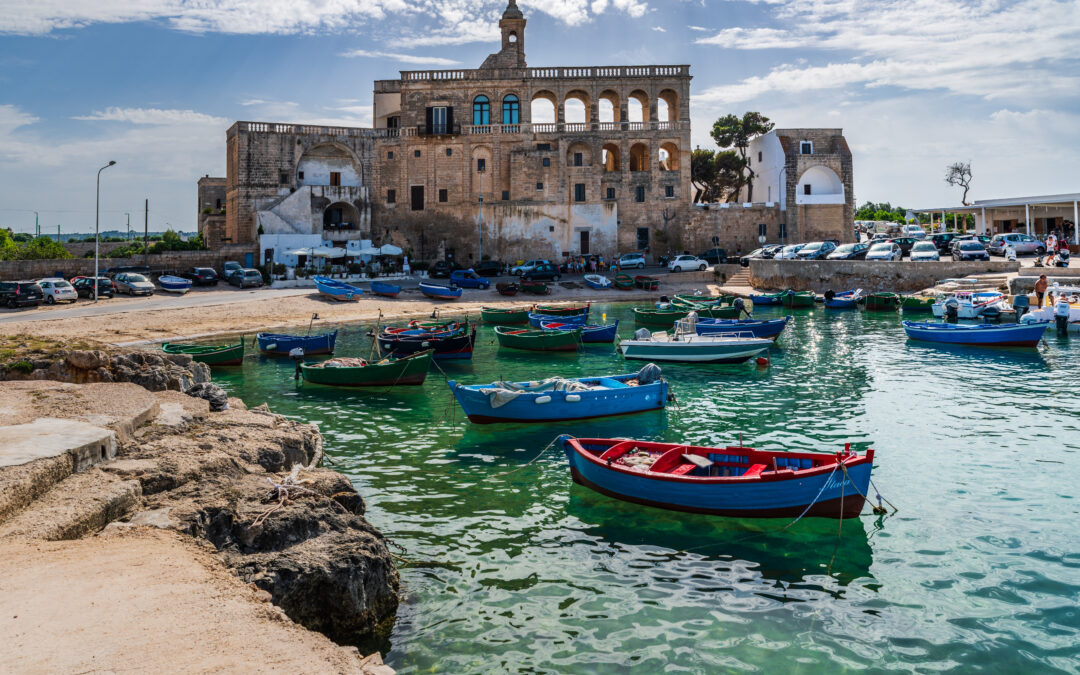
[94,160,116,301]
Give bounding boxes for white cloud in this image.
[687,25,709,31]
[651,26,666,32]
[395,17,500,47]
[73,107,227,125]
[343,49,461,65]
[695,27,793,49]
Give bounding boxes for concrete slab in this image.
[0,418,116,471]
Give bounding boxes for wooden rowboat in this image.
[162,341,244,366]
[496,282,519,296]
[783,290,816,308]
[494,326,581,351]
[902,321,1049,347]
[313,276,364,302]
[519,280,550,295]
[532,303,589,317]
[901,296,935,313]
[419,281,462,300]
[613,273,635,290]
[300,350,432,387]
[865,292,901,311]
[634,275,660,291]
[370,280,401,298]
[632,306,691,327]
[256,331,337,356]
[480,307,530,325]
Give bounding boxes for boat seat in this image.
[743,463,768,477]
[669,463,696,476]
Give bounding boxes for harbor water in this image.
[216,303,1080,674]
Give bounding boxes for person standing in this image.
[1035,275,1048,308]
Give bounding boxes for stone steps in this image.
[0,468,142,540]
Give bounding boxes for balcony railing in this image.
[460,120,685,136]
[400,64,690,82]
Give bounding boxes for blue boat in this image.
[584,274,612,290]
[419,281,462,300]
[379,327,475,360]
[370,280,401,298]
[694,316,791,340]
[256,331,338,356]
[529,312,588,328]
[748,291,785,306]
[824,289,862,309]
[314,276,364,301]
[902,321,1048,347]
[448,368,668,424]
[158,275,192,294]
[540,319,620,343]
[560,436,874,519]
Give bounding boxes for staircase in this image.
[724,267,752,289]
[933,273,1011,294]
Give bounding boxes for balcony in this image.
[460,120,685,136]
[399,64,690,83]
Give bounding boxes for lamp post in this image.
[94,160,116,302]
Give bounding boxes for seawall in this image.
[749,259,1019,292]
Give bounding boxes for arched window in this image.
[502,95,520,124]
[473,96,490,126]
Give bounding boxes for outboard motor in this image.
[823,290,836,302]
[944,297,960,322]
[1056,249,1071,267]
[1013,293,1030,319]
[290,347,305,380]
[733,296,751,319]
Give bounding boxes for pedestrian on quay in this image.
[1035,275,1048,308]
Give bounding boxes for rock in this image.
[66,350,109,371]
[164,353,194,367]
[185,383,229,412]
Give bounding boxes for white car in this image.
[37,278,78,304]
[668,255,707,272]
[865,242,902,261]
[510,259,551,276]
[903,224,927,239]
[774,244,806,260]
[617,253,647,269]
[909,241,940,261]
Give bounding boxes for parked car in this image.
[449,269,491,289]
[229,268,264,288]
[909,241,941,262]
[795,241,838,260]
[668,255,708,272]
[950,234,992,254]
[0,280,44,308]
[953,241,990,261]
[697,248,728,265]
[869,232,892,243]
[988,233,1045,256]
[473,260,504,277]
[888,237,920,257]
[429,260,461,278]
[181,267,219,286]
[71,276,115,299]
[865,242,902,261]
[222,261,243,281]
[510,259,551,276]
[101,265,150,278]
[774,244,806,260]
[113,272,155,296]
[37,278,78,304]
[761,244,785,258]
[931,233,960,253]
[739,248,766,267]
[521,263,562,281]
[616,253,647,270]
[903,224,928,239]
[826,242,870,260]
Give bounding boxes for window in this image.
[387,116,399,129]
[502,95,520,124]
[606,187,616,200]
[536,143,551,150]
[779,222,787,238]
[635,186,645,203]
[637,227,649,250]
[414,150,421,158]
[445,148,452,157]
[573,152,583,167]
[387,151,394,160]
[536,182,544,191]
[473,96,490,125]
[329,172,341,187]
[542,157,550,167]
[574,183,586,202]
[387,189,396,204]
[758,223,767,238]
[665,185,674,198]
[502,190,510,201]
[279,172,288,184]
[477,158,486,172]
[804,184,812,195]
[439,189,448,203]
[758,151,762,162]
[295,173,303,182]
[410,186,424,211]
[430,106,448,134]
[800,141,812,155]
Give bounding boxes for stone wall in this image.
[685,204,780,256]
[749,259,1019,292]
[0,245,253,281]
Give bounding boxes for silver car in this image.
[113,273,155,296]
[988,233,1044,256]
[865,242,902,261]
[909,241,940,261]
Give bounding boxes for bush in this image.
[8,360,33,374]
[348,262,364,276]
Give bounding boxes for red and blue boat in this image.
[529,311,588,328]
[559,437,874,519]
[379,326,476,360]
[540,319,619,343]
[902,321,1048,347]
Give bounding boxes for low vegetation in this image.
[0,230,72,261]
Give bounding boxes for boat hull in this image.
[313,276,364,301]
[158,276,192,294]
[481,307,529,325]
[619,339,769,363]
[532,304,589,317]
[495,327,580,351]
[748,293,784,306]
[529,312,588,328]
[379,329,476,360]
[256,331,337,356]
[865,293,901,311]
[540,320,619,343]
[300,351,432,386]
[370,281,401,298]
[162,342,244,366]
[902,321,1048,347]
[783,291,815,308]
[418,282,462,300]
[584,275,612,290]
[695,316,790,340]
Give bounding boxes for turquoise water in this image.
[216,304,1080,673]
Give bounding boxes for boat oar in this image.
[307,312,320,336]
[368,309,384,360]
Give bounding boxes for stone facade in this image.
[197,176,227,248]
[0,246,253,281]
[685,204,781,257]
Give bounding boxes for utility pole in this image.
[57,225,60,242]
[126,212,131,241]
[144,199,149,267]
[34,211,39,238]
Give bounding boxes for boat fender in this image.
[565,394,581,403]
[535,395,552,404]
[265,343,278,351]
[756,356,769,366]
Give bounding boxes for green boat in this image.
[697,305,740,319]
[162,340,244,366]
[532,303,590,316]
[634,275,660,291]
[300,350,432,387]
[901,296,935,313]
[494,326,581,351]
[865,292,901,311]
[783,290,816,308]
[613,273,635,290]
[480,307,530,325]
[633,307,691,326]
[674,293,734,306]
[520,280,550,295]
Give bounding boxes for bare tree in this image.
[945,161,973,206]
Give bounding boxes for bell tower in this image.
[480,0,527,69]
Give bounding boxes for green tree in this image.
[16,236,72,260]
[710,112,774,202]
[11,232,32,243]
[0,229,18,260]
[691,148,749,203]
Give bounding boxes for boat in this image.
[529,311,588,328]
[823,289,862,309]
[748,291,786,306]
[783,290,816,308]
[480,307,530,325]
[694,316,791,341]
[674,293,733,306]
[158,275,192,294]
[519,280,550,295]
[902,321,1049,347]
[946,291,1005,319]
[634,275,660,291]
[256,331,338,356]
[379,327,476,360]
[370,280,401,298]
[162,340,244,366]
[300,350,433,386]
[448,368,667,424]
[613,273,635,290]
[494,326,581,351]
[381,321,466,338]
[901,296,935,313]
[532,303,589,317]
[418,281,462,301]
[559,436,875,519]
[496,282,519,297]
[540,320,619,343]
[619,321,772,363]
[584,274,612,290]
[864,292,901,311]
[632,306,691,327]
[313,276,364,302]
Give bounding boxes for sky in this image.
[0,0,1078,234]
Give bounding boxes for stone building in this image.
[196,176,227,246]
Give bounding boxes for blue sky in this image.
[1,0,1078,234]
